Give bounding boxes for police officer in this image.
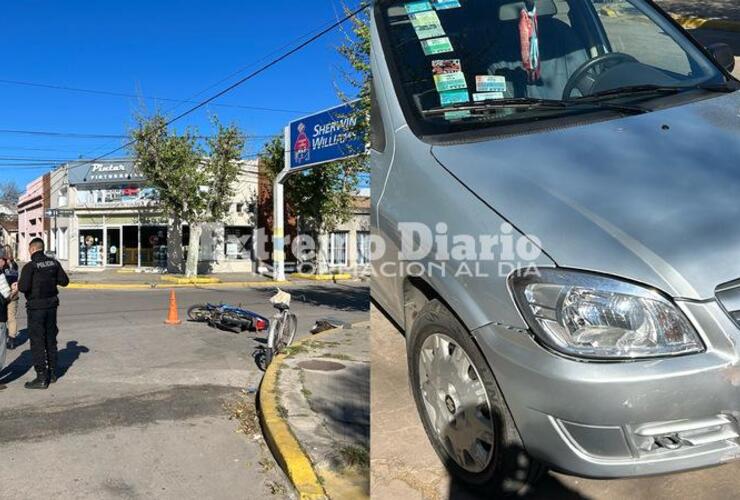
[18,238,70,390]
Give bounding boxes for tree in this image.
[258,3,370,273]
[130,114,245,277]
[0,182,21,218]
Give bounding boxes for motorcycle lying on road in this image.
[187,289,298,369]
[187,302,269,333]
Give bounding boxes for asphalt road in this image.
[371,307,740,500]
[0,283,369,500]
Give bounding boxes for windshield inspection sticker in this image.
[444,110,471,120]
[439,89,469,106]
[421,36,453,56]
[405,1,433,14]
[432,59,467,91]
[476,75,507,92]
[433,0,462,9]
[409,10,446,39]
[473,92,504,101]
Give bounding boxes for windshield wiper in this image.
[577,82,738,102]
[422,97,646,117]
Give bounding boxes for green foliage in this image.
[258,135,357,234]
[207,119,246,221]
[130,113,245,224]
[258,3,370,236]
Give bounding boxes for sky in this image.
[0,0,363,190]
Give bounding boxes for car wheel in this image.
[408,299,543,495]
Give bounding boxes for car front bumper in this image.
[473,299,740,478]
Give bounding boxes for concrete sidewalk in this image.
[67,268,271,284]
[655,0,740,23]
[60,268,363,290]
[260,323,370,499]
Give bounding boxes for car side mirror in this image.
[708,43,735,73]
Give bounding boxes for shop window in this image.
[140,226,168,268]
[329,232,349,267]
[224,226,253,261]
[79,229,104,267]
[357,231,370,266]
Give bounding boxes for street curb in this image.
[258,332,331,500]
[161,276,222,285]
[292,273,354,281]
[672,14,740,33]
[66,280,291,290]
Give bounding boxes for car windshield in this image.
[376,0,728,136]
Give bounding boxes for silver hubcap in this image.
[418,334,494,473]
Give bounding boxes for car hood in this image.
[432,92,740,300]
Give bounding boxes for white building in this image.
[53,159,259,273]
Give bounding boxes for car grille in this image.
[716,279,740,328]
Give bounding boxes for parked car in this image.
[371,0,739,494]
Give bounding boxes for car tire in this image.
[407,299,543,495]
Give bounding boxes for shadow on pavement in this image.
[446,471,589,500]
[655,0,740,22]
[9,329,29,349]
[0,339,89,385]
[290,285,371,313]
[58,341,90,379]
[0,349,33,384]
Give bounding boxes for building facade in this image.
[0,219,18,258]
[313,196,371,277]
[17,173,51,261]
[50,159,259,273]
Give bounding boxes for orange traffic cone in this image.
[165,289,182,325]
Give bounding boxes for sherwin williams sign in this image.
[288,100,365,170]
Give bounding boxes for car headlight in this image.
[509,269,704,360]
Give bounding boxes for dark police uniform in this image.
[18,251,70,381]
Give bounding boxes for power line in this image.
[51,14,344,163]
[0,79,310,115]
[0,129,128,139]
[64,3,368,172]
[0,128,278,140]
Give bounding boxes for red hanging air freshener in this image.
[519,2,541,82]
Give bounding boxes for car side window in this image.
[594,1,691,76]
[370,81,387,153]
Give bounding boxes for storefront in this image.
[61,159,260,273]
[65,160,171,270]
[76,222,168,269]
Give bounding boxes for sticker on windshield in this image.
[444,110,471,121]
[421,36,453,56]
[476,75,507,93]
[473,92,504,102]
[432,59,467,91]
[409,10,446,39]
[439,89,469,107]
[433,0,462,9]
[405,1,433,14]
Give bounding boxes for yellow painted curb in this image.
[599,6,617,17]
[67,280,290,290]
[259,340,327,500]
[161,276,222,285]
[673,14,740,33]
[259,326,370,500]
[292,273,354,281]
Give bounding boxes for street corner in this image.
[260,322,370,500]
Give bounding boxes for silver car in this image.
[371,0,739,493]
